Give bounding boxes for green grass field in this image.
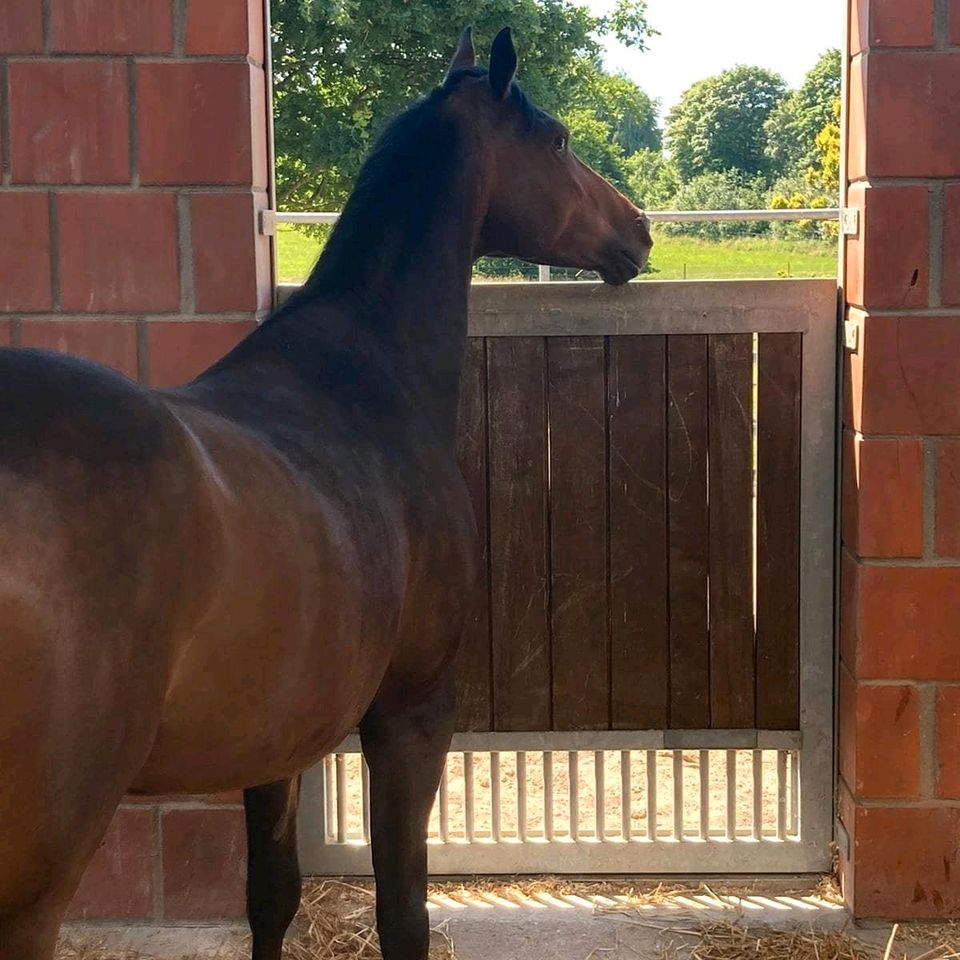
[275,223,837,284]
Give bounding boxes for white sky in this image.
[585,0,844,117]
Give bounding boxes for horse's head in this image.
[443,27,653,285]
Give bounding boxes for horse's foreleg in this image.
[243,777,302,960]
[360,672,456,960]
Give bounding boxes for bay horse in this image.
[0,27,651,960]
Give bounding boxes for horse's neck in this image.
[294,142,480,446]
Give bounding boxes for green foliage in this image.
[764,49,841,176]
[623,148,678,209]
[661,170,770,239]
[568,65,661,153]
[665,65,787,182]
[271,0,656,213]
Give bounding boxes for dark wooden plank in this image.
[756,333,802,729]
[548,337,608,730]
[667,335,710,729]
[608,336,669,729]
[453,337,492,731]
[487,337,551,731]
[708,334,756,729]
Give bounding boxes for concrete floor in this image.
[62,890,905,960]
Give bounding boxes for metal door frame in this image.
[295,278,838,876]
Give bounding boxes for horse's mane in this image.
[298,66,544,298]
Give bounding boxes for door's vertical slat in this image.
[464,751,475,843]
[756,333,802,729]
[548,337,609,730]
[777,751,788,841]
[699,750,710,840]
[751,749,763,841]
[324,754,336,843]
[667,336,710,728]
[569,751,580,841]
[335,754,347,844]
[595,750,606,840]
[517,751,528,842]
[608,337,669,729]
[487,338,551,731]
[672,751,684,840]
[544,752,555,841]
[707,334,756,728]
[491,751,502,842]
[453,337,492,731]
[790,751,800,837]
[646,751,658,840]
[725,750,737,841]
[621,751,632,840]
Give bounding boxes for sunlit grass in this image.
[275,223,836,285]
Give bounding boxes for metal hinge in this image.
[841,208,860,237]
[843,319,860,351]
[259,209,277,237]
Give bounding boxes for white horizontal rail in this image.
[268,208,840,229]
[264,207,846,282]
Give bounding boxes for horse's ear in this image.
[445,26,476,79]
[488,27,517,100]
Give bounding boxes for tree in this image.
[272,0,657,212]
[623,147,678,209]
[764,49,841,176]
[664,65,787,182]
[661,170,770,239]
[569,66,661,154]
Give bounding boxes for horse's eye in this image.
[553,134,568,153]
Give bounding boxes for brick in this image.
[851,806,960,918]
[854,565,960,679]
[0,0,43,52]
[50,0,172,53]
[938,442,960,558]
[186,0,264,63]
[847,55,867,182]
[845,183,928,310]
[840,550,860,669]
[161,809,246,920]
[138,63,259,186]
[864,52,960,178]
[58,193,179,313]
[937,687,960,798]
[953,0,960,44]
[191,193,270,312]
[842,678,921,799]
[0,321,12,346]
[943,186,960,307]
[20,320,139,379]
[851,0,934,51]
[0,193,52,311]
[146,320,256,387]
[9,61,130,184]
[838,667,858,793]
[842,431,923,558]
[250,66,269,191]
[837,779,856,909]
[850,315,960,435]
[67,808,156,920]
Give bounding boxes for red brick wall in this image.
[0,0,271,387]
[840,0,960,920]
[0,0,271,920]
